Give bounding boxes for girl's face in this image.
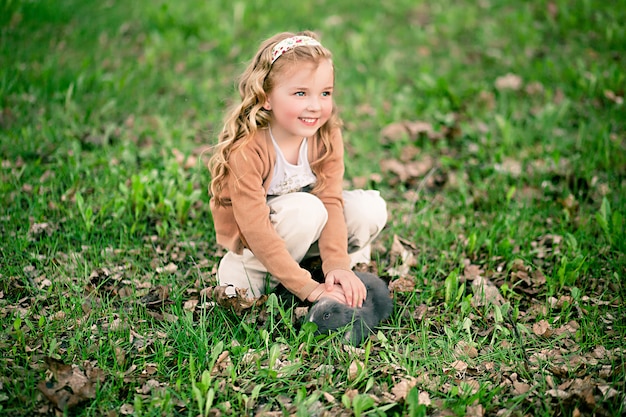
[264,58,334,143]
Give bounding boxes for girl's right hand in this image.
[306,283,347,304]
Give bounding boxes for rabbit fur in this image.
[306,271,393,345]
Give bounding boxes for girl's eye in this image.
[295,92,305,97]
[322,91,332,97]
[323,313,331,320]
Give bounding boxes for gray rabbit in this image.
[306,271,393,345]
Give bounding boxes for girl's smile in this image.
[299,117,319,126]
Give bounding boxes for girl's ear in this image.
[263,100,272,111]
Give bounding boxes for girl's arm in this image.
[227,139,320,301]
[315,128,367,307]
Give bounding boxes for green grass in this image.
[1,0,625,415]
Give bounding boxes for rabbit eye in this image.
[323,312,331,320]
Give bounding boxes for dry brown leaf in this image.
[412,304,428,321]
[592,345,610,359]
[466,404,484,417]
[38,357,105,411]
[525,81,545,95]
[415,372,441,392]
[471,276,505,307]
[418,390,431,406]
[546,388,570,399]
[348,360,363,381]
[495,73,523,91]
[462,263,483,281]
[598,384,620,399]
[388,277,416,293]
[322,391,337,405]
[388,234,418,276]
[460,379,480,395]
[512,380,531,395]
[553,320,579,337]
[183,299,199,311]
[381,122,411,142]
[212,351,231,376]
[380,120,433,143]
[136,379,165,395]
[140,285,170,306]
[604,89,624,105]
[156,262,178,274]
[391,377,417,401]
[211,286,268,315]
[532,320,553,338]
[454,341,478,359]
[450,360,468,373]
[114,345,126,366]
[172,148,199,170]
[380,157,434,184]
[294,306,309,322]
[344,388,359,402]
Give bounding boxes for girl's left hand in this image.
[325,269,367,308]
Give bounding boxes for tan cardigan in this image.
[210,127,352,300]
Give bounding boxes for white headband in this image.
[271,35,322,64]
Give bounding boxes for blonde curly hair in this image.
[208,30,342,206]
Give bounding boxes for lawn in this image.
[1,0,625,416]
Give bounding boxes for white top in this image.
[267,130,317,196]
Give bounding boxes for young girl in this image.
[208,31,387,308]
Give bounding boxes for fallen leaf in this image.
[412,304,428,321]
[183,299,199,311]
[546,388,570,399]
[380,157,434,184]
[211,286,268,315]
[451,360,468,373]
[494,158,523,177]
[388,277,416,292]
[38,357,105,411]
[471,276,505,307]
[391,377,416,401]
[156,262,178,274]
[495,73,523,91]
[348,360,363,381]
[459,379,480,395]
[140,285,170,307]
[462,263,483,281]
[454,341,478,359]
[466,404,484,417]
[322,391,337,404]
[512,380,531,395]
[598,384,620,399]
[604,89,624,105]
[533,320,553,338]
[120,404,134,415]
[418,390,431,406]
[211,351,231,376]
[388,234,418,276]
[381,120,433,143]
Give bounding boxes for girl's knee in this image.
[270,192,328,230]
[295,192,328,225]
[217,251,268,297]
[344,190,387,234]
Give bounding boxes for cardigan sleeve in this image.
[313,128,353,275]
[227,140,320,301]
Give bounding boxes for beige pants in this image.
[217,189,387,297]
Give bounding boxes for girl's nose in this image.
[307,97,321,111]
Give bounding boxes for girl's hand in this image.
[325,269,367,308]
[306,283,347,304]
